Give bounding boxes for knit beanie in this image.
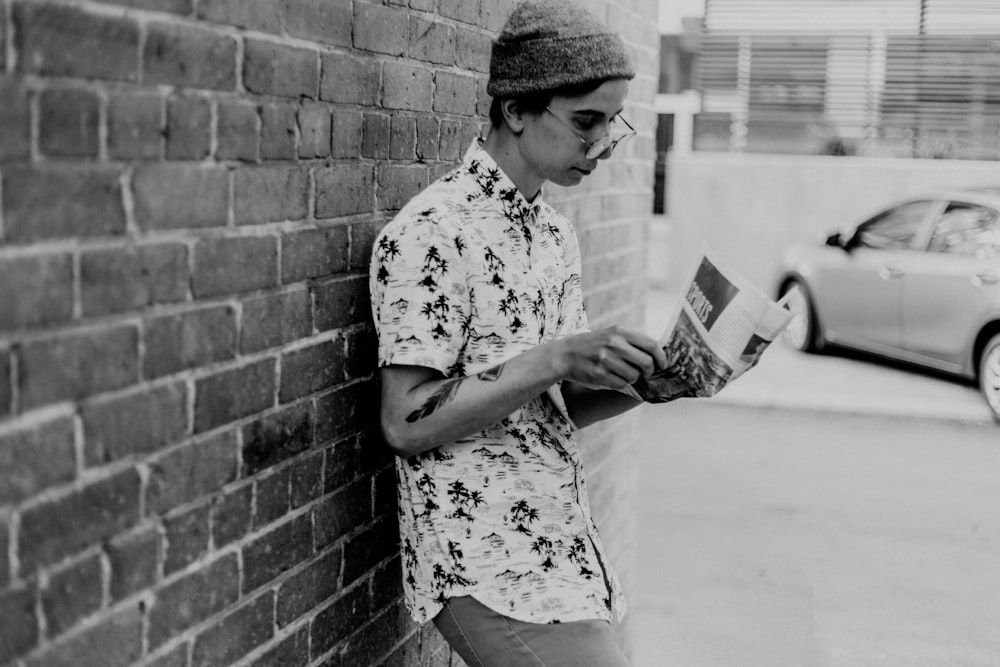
[487,0,635,98]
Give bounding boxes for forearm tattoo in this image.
[405,363,506,423]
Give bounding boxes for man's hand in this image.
[554,326,667,390]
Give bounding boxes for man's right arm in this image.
[379,327,667,458]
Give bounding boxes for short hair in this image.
[488,79,610,128]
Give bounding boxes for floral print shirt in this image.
[370,140,625,625]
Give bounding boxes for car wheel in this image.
[978,332,1000,423]
[780,280,822,353]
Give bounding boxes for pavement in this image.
[643,287,996,426]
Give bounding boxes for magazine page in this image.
[630,247,793,403]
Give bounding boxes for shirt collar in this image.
[463,139,542,224]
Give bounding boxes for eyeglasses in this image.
[544,106,636,159]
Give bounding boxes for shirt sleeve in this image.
[370,212,470,376]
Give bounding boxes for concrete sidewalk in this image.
[643,288,995,426]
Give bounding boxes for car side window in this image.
[856,200,934,250]
[927,203,1000,258]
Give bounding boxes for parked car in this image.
[776,187,1000,423]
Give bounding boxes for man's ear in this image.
[500,99,526,134]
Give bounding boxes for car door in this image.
[900,201,1000,372]
[815,199,938,351]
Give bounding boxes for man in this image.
[370,1,666,664]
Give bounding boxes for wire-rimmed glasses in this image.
[544,106,636,159]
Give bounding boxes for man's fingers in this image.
[617,329,668,370]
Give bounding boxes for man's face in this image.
[521,78,630,188]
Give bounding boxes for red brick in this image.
[434,71,479,115]
[17,325,139,410]
[439,119,464,160]
[275,548,341,627]
[409,17,456,65]
[314,275,370,332]
[349,219,380,270]
[338,604,404,667]
[106,526,160,602]
[298,102,331,159]
[144,21,237,91]
[260,102,298,160]
[217,99,259,161]
[481,0,518,32]
[362,112,390,158]
[192,236,279,297]
[390,115,417,160]
[0,582,38,664]
[0,252,73,331]
[251,626,310,667]
[144,306,238,379]
[343,517,398,586]
[166,96,211,160]
[456,27,492,73]
[243,514,313,591]
[369,544,401,610]
[211,483,252,548]
[132,163,228,230]
[320,53,378,105]
[353,3,408,56]
[0,417,75,506]
[315,165,375,218]
[279,340,345,404]
[101,0,192,13]
[240,289,312,354]
[242,401,315,475]
[345,325,378,380]
[281,225,349,284]
[409,0,434,9]
[145,644,189,667]
[383,62,434,111]
[416,117,440,160]
[289,450,324,508]
[315,381,376,445]
[37,88,99,158]
[148,555,239,649]
[25,605,142,667]
[19,468,142,571]
[332,108,363,159]
[233,165,309,224]
[3,166,125,242]
[285,0,351,46]
[194,358,276,432]
[42,553,104,636]
[310,579,369,655]
[108,92,163,160]
[14,3,139,81]
[0,349,10,418]
[197,0,283,32]
[0,77,30,161]
[148,431,238,514]
[0,515,9,586]
[163,502,211,574]
[244,39,318,99]
[323,439,359,492]
[378,165,428,211]
[253,467,290,527]
[81,382,188,466]
[314,479,371,550]
[81,243,188,317]
[440,0,480,24]
[192,592,274,667]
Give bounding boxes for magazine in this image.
[628,247,793,404]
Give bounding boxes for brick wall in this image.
[0,1,659,666]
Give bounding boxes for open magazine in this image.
[626,247,793,404]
